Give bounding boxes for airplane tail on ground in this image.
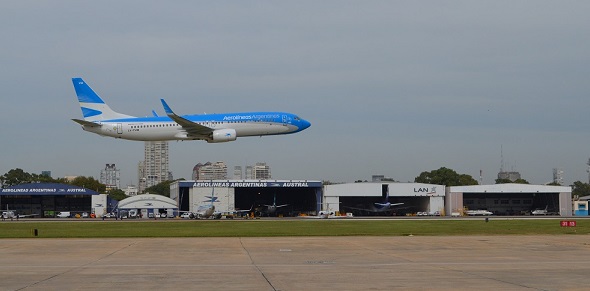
[72,78,133,121]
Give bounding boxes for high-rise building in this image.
[242,163,272,179]
[245,166,253,179]
[553,168,564,185]
[233,166,242,179]
[100,164,120,190]
[253,162,271,179]
[497,171,521,182]
[139,141,172,193]
[192,161,228,180]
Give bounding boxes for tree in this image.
[1,168,34,187]
[495,178,529,184]
[495,178,513,184]
[144,180,174,197]
[571,181,590,199]
[414,167,478,187]
[107,189,128,201]
[69,176,106,193]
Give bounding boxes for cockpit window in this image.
[294,116,300,121]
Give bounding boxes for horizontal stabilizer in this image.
[72,119,101,128]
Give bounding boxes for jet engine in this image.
[208,128,237,143]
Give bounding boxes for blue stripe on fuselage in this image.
[102,112,290,124]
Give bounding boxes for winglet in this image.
[152,110,159,117]
[160,99,174,116]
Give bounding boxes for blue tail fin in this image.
[72,78,133,121]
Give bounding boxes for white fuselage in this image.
[88,121,294,141]
[195,205,215,219]
[82,114,304,141]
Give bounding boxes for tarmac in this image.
[1,235,589,290]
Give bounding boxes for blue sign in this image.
[178,180,322,188]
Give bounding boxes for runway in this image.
[0,235,588,290]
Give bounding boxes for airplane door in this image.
[116,123,123,134]
[282,115,288,125]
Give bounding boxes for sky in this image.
[1,1,590,186]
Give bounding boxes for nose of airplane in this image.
[300,119,311,130]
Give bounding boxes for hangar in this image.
[324,182,446,216]
[0,183,101,217]
[117,194,178,218]
[170,180,322,216]
[447,184,572,216]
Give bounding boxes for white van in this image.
[56,212,71,218]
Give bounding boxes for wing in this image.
[17,214,39,218]
[160,99,213,138]
[374,202,404,207]
[232,205,254,213]
[343,205,377,212]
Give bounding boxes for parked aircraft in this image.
[71,78,311,142]
[1,206,38,220]
[532,205,548,215]
[260,193,289,216]
[344,191,404,214]
[465,209,493,216]
[304,202,350,219]
[189,188,221,219]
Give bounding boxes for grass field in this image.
[0,218,586,238]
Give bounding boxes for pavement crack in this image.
[239,238,277,291]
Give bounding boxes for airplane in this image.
[344,191,404,214]
[1,206,38,221]
[303,202,350,219]
[532,205,548,215]
[189,188,222,219]
[465,209,493,216]
[260,193,289,216]
[71,78,311,142]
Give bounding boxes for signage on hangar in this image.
[178,180,322,188]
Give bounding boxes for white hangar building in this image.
[447,184,572,216]
[324,183,446,216]
[117,194,179,217]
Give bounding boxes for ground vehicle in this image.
[128,209,139,218]
[103,212,116,218]
[56,212,71,218]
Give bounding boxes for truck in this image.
[56,212,71,218]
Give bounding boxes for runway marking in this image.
[2,261,587,269]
